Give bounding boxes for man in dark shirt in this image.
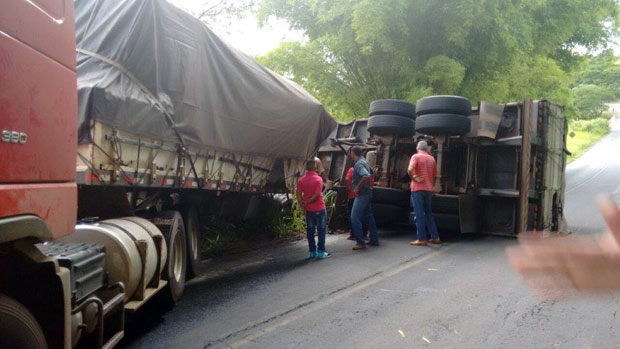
[350,146,379,250]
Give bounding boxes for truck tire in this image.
[367,115,415,136]
[372,204,410,225]
[432,195,460,214]
[369,99,415,118]
[183,206,202,279]
[415,114,471,135]
[434,213,461,234]
[415,95,472,116]
[157,211,187,305]
[0,294,47,349]
[409,212,460,235]
[372,187,410,207]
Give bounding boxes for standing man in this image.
[346,158,374,240]
[350,146,379,250]
[297,160,331,259]
[314,156,327,182]
[345,166,356,240]
[408,141,440,246]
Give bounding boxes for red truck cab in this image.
[1,1,78,347]
[0,0,77,240]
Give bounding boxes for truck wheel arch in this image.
[0,215,53,244]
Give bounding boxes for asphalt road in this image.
[123,119,620,349]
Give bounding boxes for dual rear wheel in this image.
[155,204,202,304]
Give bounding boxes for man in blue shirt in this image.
[349,146,379,250]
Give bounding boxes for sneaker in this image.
[309,252,317,259]
[368,241,380,247]
[318,251,331,259]
[346,235,354,241]
[352,244,367,250]
[410,240,428,246]
[429,238,441,244]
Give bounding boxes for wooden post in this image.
[518,100,533,234]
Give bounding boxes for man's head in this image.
[306,159,317,172]
[417,141,429,151]
[350,146,363,161]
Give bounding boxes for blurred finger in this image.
[598,195,620,245]
[507,246,568,277]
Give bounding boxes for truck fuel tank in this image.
[61,217,166,302]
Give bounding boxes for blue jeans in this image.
[348,198,369,236]
[306,209,327,252]
[351,193,379,246]
[411,191,439,241]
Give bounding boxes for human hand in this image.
[507,195,620,299]
[413,175,424,183]
[354,188,360,197]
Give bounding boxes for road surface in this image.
[123,119,620,348]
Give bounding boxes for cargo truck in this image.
[318,97,569,236]
[0,0,335,347]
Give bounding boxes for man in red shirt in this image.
[297,160,331,259]
[408,141,440,246]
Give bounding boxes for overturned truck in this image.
[0,0,335,347]
[318,97,568,236]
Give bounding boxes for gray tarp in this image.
[75,0,336,160]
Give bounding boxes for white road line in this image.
[227,245,454,348]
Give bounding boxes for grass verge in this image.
[200,187,339,258]
[567,118,610,163]
[200,197,304,258]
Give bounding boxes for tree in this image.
[257,0,619,121]
[576,50,620,99]
[173,0,256,29]
[424,56,466,95]
[573,84,616,119]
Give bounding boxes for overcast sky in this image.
[167,0,305,56]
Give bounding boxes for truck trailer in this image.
[318,98,569,236]
[0,0,335,347]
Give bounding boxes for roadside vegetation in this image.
[201,188,338,257]
[200,197,300,257]
[253,0,619,162]
[567,118,611,163]
[255,0,619,122]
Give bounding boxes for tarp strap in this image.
[76,48,202,186]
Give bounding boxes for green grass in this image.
[200,196,303,258]
[200,187,340,257]
[566,118,610,163]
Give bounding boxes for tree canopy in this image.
[256,0,619,121]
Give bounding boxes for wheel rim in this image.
[173,231,183,282]
[190,217,198,260]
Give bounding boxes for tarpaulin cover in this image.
[75,0,336,160]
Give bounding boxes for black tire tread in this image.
[372,203,409,225]
[155,210,187,305]
[416,95,472,116]
[372,187,410,207]
[0,294,47,349]
[415,114,471,135]
[183,206,202,279]
[431,195,460,214]
[367,115,415,136]
[369,99,415,118]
